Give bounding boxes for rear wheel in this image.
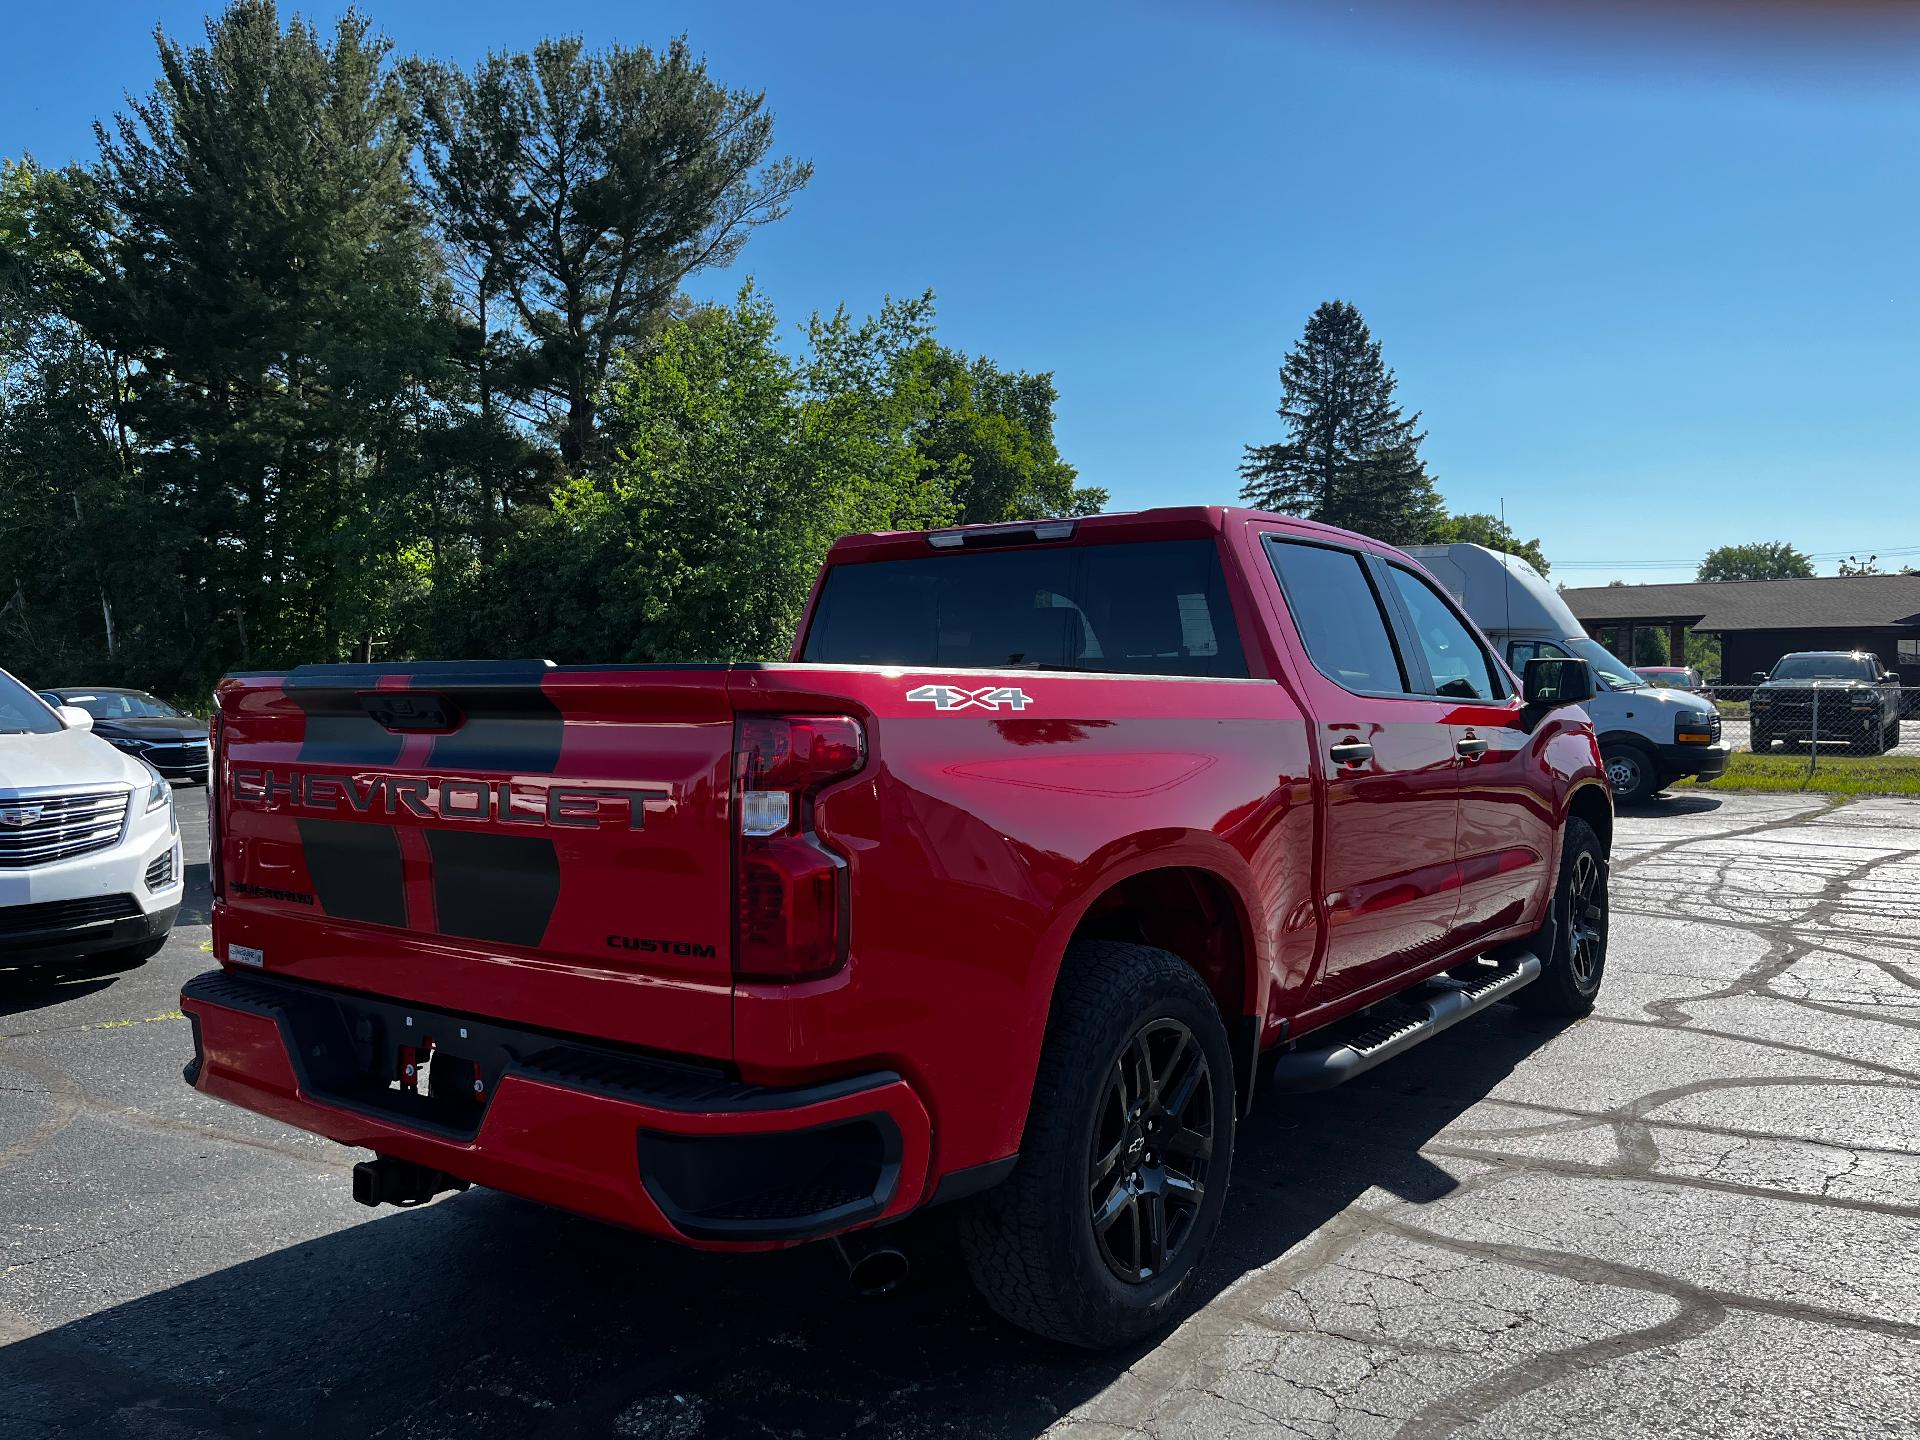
[1514,818,1608,1018]
[1602,744,1657,804]
[958,941,1234,1349]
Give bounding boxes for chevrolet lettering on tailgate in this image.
[229,767,665,829]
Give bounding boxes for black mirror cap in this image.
[1524,657,1595,708]
[1751,671,1770,684]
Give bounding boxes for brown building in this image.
[1561,573,1920,685]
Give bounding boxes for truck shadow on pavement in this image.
[0,1008,1565,1439]
[1626,792,1724,817]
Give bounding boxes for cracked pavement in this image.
[2,790,1916,1438]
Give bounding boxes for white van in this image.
[1404,544,1729,803]
[0,666,184,969]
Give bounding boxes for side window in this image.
[1265,539,1408,695]
[1507,639,1569,670]
[1385,565,1507,702]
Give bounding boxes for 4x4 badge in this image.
[906,684,1033,712]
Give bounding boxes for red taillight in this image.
[734,714,865,983]
[208,707,226,904]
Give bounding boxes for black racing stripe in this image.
[424,684,565,775]
[285,684,405,767]
[285,662,561,770]
[424,829,560,948]
[282,672,403,771]
[296,819,407,928]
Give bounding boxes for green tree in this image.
[1686,631,1722,680]
[1423,512,1550,577]
[909,346,1106,523]
[0,157,151,680]
[1696,541,1813,582]
[436,288,955,663]
[1240,300,1443,545]
[410,36,811,470]
[23,1,447,684]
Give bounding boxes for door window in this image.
[1264,540,1408,695]
[1385,565,1507,701]
[1508,639,1570,669]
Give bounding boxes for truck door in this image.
[1379,562,1555,945]
[1257,536,1463,1004]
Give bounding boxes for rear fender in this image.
[1020,834,1268,1121]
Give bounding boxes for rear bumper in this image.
[179,968,932,1248]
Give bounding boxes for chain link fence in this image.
[1706,683,1919,768]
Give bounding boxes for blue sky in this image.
[5,1,1918,585]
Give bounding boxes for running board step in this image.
[1266,952,1543,1094]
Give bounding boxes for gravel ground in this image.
[2,789,1916,1439]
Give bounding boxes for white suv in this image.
[0,666,184,969]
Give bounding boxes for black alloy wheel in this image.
[1566,848,1606,992]
[957,940,1236,1348]
[1087,1018,1215,1284]
[1514,816,1609,1017]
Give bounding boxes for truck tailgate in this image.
[214,663,736,1060]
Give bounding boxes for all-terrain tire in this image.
[957,941,1235,1349]
[1513,818,1609,1018]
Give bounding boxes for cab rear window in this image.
[799,539,1248,677]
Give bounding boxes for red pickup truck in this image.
[182,507,1611,1348]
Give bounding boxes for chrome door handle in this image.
[1329,741,1374,765]
[1456,736,1489,758]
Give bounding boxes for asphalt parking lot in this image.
[3,789,1917,1439]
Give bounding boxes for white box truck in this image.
[1405,544,1730,803]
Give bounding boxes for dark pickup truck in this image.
[1750,651,1904,753]
[182,507,1613,1347]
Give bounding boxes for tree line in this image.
[0,2,1101,698]
[1236,299,1550,576]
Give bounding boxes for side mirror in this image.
[55,705,94,732]
[1751,671,1769,684]
[1523,657,1594,708]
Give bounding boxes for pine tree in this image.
[410,37,812,470]
[34,1,443,676]
[1239,300,1443,545]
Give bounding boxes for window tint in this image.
[1386,565,1505,701]
[1264,540,1407,694]
[1510,638,1635,690]
[1507,639,1570,669]
[800,539,1247,677]
[0,671,62,736]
